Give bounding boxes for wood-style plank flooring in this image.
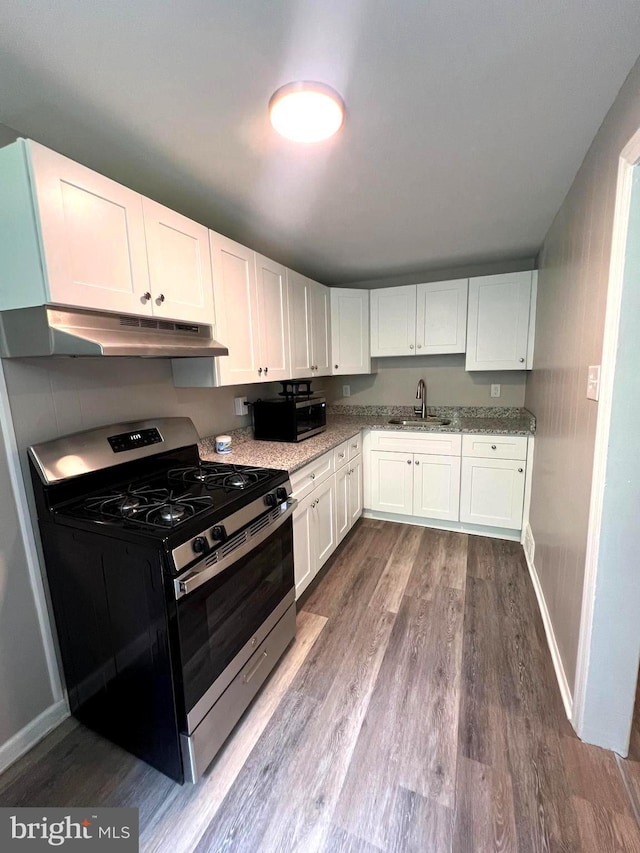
[1,519,639,852]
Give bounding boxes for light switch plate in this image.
[587,366,600,401]
[490,384,501,398]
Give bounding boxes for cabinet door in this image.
[412,454,461,521]
[210,232,261,385]
[287,269,312,378]
[369,450,414,516]
[331,288,370,375]
[310,280,331,376]
[142,198,214,324]
[370,285,416,356]
[293,491,315,599]
[466,272,532,370]
[255,254,290,381]
[314,475,337,567]
[334,465,350,545]
[460,457,526,529]
[416,279,467,355]
[348,454,363,526]
[28,141,151,315]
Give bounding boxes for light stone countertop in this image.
[198,406,535,474]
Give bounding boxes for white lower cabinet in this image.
[364,430,530,534]
[292,438,364,598]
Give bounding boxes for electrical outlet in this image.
[342,384,351,397]
[234,396,248,416]
[490,384,501,398]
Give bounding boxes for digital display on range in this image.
[107,428,163,453]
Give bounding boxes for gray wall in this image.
[326,355,526,408]
[525,56,640,695]
[0,374,55,752]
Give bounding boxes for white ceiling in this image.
[1,1,639,284]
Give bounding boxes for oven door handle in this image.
[174,498,298,600]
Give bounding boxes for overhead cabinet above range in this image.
[370,279,468,357]
[0,139,215,326]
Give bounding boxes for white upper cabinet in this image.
[287,271,331,379]
[0,139,218,326]
[415,279,467,355]
[210,233,260,385]
[370,279,468,357]
[287,270,313,377]
[28,140,152,316]
[370,285,416,356]
[142,198,214,324]
[255,254,290,382]
[310,280,331,376]
[330,288,371,375]
[465,271,537,371]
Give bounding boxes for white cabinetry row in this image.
[370,271,537,371]
[291,434,363,599]
[364,430,530,534]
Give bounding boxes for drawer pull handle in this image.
[491,445,497,450]
[243,650,268,684]
[518,468,524,473]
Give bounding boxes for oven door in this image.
[173,499,296,733]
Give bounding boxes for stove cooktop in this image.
[57,462,282,532]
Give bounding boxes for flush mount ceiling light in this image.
[269,81,345,143]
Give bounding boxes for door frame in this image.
[572,127,640,752]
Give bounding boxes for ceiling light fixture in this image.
[269,81,345,143]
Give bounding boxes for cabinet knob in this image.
[351,444,357,449]
[157,293,165,303]
[335,364,339,369]
[491,445,497,450]
[258,367,263,375]
[417,344,422,349]
[310,473,316,480]
[142,292,151,302]
[518,467,524,473]
[339,453,344,458]
[519,357,525,363]
[409,344,415,350]
[407,459,412,465]
[414,460,420,465]
[264,367,268,375]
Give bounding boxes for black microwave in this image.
[252,396,326,442]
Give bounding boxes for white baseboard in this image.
[0,700,69,776]
[522,523,573,720]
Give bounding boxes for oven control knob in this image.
[192,536,208,554]
[275,487,288,502]
[264,492,278,507]
[211,525,226,542]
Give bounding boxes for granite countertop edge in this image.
[199,406,535,474]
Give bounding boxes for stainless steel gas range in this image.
[28,417,297,783]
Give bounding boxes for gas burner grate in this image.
[168,463,273,491]
[77,486,215,529]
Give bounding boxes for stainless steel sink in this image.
[387,417,451,427]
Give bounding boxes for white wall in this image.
[525,55,640,698]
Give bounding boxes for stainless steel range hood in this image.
[0,306,229,358]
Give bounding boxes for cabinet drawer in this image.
[347,433,362,460]
[290,451,334,500]
[333,440,349,470]
[461,434,528,460]
[369,430,461,456]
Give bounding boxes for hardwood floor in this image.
[1,519,639,852]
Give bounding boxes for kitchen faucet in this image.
[415,379,427,419]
